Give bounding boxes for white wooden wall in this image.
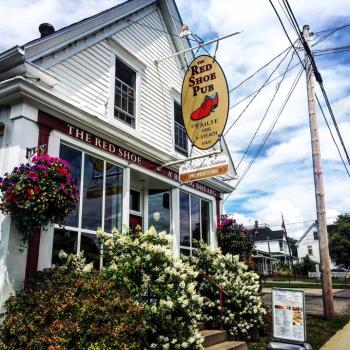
[47,10,186,156]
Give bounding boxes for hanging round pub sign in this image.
[181,55,229,150]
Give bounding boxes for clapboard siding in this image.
[47,10,186,155]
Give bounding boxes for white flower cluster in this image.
[190,243,267,337]
[98,226,204,349]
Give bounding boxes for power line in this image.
[315,93,350,178]
[224,46,293,136]
[314,24,350,35]
[313,24,350,46]
[237,52,295,169]
[224,67,304,203]
[229,61,301,109]
[229,44,292,93]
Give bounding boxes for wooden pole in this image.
[303,25,335,320]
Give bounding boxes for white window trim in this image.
[107,38,146,136]
[170,88,189,158]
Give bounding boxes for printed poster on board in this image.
[272,288,306,343]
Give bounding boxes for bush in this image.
[294,255,317,276]
[98,227,204,349]
[0,258,145,350]
[217,216,254,260]
[188,242,266,338]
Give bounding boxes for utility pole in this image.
[303,25,335,320]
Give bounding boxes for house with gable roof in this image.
[0,0,234,310]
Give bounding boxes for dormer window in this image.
[114,57,136,128]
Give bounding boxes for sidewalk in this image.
[262,288,350,298]
[320,320,350,350]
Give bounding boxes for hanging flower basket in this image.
[0,154,79,243]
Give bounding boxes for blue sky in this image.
[1,0,350,238]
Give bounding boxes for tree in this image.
[329,214,350,268]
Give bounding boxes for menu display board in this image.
[272,288,306,342]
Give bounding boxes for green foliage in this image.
[293,254,316,276]
[98,227,204,349]
[329,214,350,267]
[0,258,145,350]
[187,242,266,337]
[217,216,254,260]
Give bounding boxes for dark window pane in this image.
[51,229,78,266]
[201,200,210,244]
[81,155,103,230]
[59,144,82,227]
[148,190,171,233]
[130,189,141,212]
[180,248,191,257]
[180,192,190,246]
[174,102,184,125]
[116,58,135,88]
[80,232,100,269]
[191,196,200,243]
[174,102,188,155]
[104,163,123,232]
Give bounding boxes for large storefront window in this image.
[52,143,123,268]
[180,191,210,256]
[148,189,171,233]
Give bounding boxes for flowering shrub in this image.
[98,227,204,350]
[188,242,266,338]
[0,155,78,242]
[217,216,254,260]
[0,256,145,350]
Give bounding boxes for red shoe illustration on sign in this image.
[190,92,219,121]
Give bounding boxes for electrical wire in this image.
[229,44,292,93]
[224,67,304,203]
[224,46,293,136]
[236,52,295,169]
[313,24,350,46]
[315,93,350,178]
[234,68,303,190]
[230,61,301,109]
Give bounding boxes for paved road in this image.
[262,290,350,315]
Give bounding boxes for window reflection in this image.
[191,196,200,243]
[81,155,103,230]
[180,192,190,247]
[59,144,82,227]
[80,232,100,269]
[201,200,210,244]
[148,190,170,233]
[51,229,78,266]
[104,163,123,232]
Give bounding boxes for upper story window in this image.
[313,231,318,240]
[174,101,188,156]
[307,245,313,256]
[114,57,136,128]
[279,241,284,251]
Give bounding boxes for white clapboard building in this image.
[0,0,234,310]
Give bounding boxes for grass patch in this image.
[248,314,350,350]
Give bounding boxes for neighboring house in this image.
[0,0,233,311]
[296,222,335,269]
[249,222,292,275]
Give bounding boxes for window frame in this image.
[107,39,146,134]
[173,100,188,156]
[307,245,313,256]
[179,191,211,256]
[52,141,125,269]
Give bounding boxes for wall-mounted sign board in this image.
[272,288,306,343]
[181,55,229,150]
[179,154,229,183]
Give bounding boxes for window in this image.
[130,189,141,213]
[52,143,123,268]
[114,57,136,127]
[174,101,188,155]
[313,231,318,240]
[148,189,171,234]
[279,241,284,251]
[180,192,210,255]
[307,246,313,256]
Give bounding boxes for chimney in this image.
[39,23,55,38]
[254,220,259,233]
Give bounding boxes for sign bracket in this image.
[157,149,222,171]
